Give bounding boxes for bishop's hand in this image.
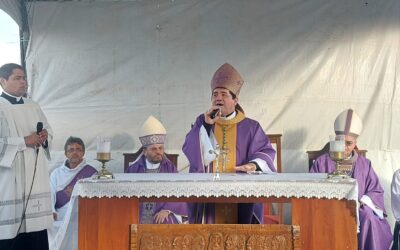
[204,106,221,125]
[154,210,171,224]
[235,163,257,173]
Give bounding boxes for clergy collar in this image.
[221,110,236,120]
[344,150,355,161]
[145,158,161,170]
[343,150,358,164]
[1,91,24,104]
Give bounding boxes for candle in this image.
[329,137,345,152]
[97,136,111,160]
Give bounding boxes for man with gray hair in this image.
[48,136,96,249]
[50,136,97,223]
[311,109,392,250]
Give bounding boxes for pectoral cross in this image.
[220,147,229,173]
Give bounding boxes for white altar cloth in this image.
[74,173,358,200]
[50,173,359,250]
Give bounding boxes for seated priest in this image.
[310,109,392,250]
[127,116,188,224]
[49,136,97,248]
[182,63,276,224]
[391,169,400,250]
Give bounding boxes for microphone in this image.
[210,105,223,119]
[210,109,220,119]
[36,122,48,149]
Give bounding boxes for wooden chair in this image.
[306,143,367,170]
[264,134,284,224]
[268,134,283,173]
[123,148,179,173]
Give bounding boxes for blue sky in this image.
[0,9,21,66]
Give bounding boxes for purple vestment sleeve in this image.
[154,202,188,223]
[235,118,276,171]
[311,153,392,250]
[356,157,386,210]
[127,155,188,224]
[182,115,206,173]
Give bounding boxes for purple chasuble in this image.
[127,154,188,224]
[311,152,392,250]
[55,165,97,209]
[182,114,276,224]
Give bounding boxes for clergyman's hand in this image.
[235,163,257,173]
[154,210,171,224]
[204,106,221,125]
[24,133,42,148]
[38,129,48,145]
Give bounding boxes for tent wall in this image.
[2,0,400,227]
[0,0,21,26]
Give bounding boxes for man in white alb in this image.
[48,136,97,249]
[0,63,53,250]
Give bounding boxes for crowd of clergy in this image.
[0,62,399,250]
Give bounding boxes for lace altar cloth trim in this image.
[73,173,358,201]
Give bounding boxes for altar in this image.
[55,173,358,250]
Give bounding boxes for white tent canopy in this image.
[1,0,400,230]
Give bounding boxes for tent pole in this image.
[19,0,29,70]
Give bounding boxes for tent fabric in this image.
[0,0,21,26]
[1,0,400,241]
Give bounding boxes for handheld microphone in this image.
[36,122,43,134]
[210,109,220,119]
[36,122,48,149]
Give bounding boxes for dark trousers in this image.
[393,221,400,250]
[0,229,49,250]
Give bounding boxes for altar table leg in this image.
[291,198,357,250]
[78,197,139,250]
